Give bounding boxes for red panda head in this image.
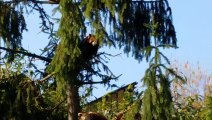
[85,34,99,46]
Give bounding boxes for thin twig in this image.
[81,74,122,85]
[36,72,55,83]
[97,52,122,57]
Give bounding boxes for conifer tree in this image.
[140,15,176,120]
[0,0,177,119]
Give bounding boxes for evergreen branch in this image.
[21,72,55,89]
[1,0,59,4]
[0,46,51,62]
[35,97,66,111]
[159,51,170,64]
[1,0,161,5]
[157,44,178,49]
[48,98,66,111]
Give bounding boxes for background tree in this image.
[0,0,177,119]
[171,61,212,120]
[139,17,183,119]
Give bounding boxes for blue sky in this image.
[168,0,212,70]
[22,0,212,98]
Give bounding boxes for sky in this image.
[168,0,212,70]
[21,0,212,99]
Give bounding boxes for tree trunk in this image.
[66,81,80,120]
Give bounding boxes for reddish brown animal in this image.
[79,34,99,61]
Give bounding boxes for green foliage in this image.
[170,61,212,120]
[87,85,140,119]
[0,69,44,119]
[172,94,212,120]
[174,95,202,120]
[141,21,180,119]
[118,85,142,120]
[0,3,27,62]
[0,0,178,119]
[201,96,212,120]
[172,86,212,120]
[141,46,178,120]
[0,59,68,119]
[48,0,85,95]
[118,0,177,61]
[80,0,177,61]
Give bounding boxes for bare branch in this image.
[97,52,122,58]
[81,74,122,85]
[0,46,51,62]
[36,72,55,83]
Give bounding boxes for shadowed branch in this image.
[0,47,51,62]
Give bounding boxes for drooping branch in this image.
[1,0,161,5]
[1,0,58,4]
[0,46,51,62]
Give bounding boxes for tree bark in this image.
[66,81,80,120]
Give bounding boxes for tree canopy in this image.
[0,0,178,120]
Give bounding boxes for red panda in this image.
[79,34,99,61]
